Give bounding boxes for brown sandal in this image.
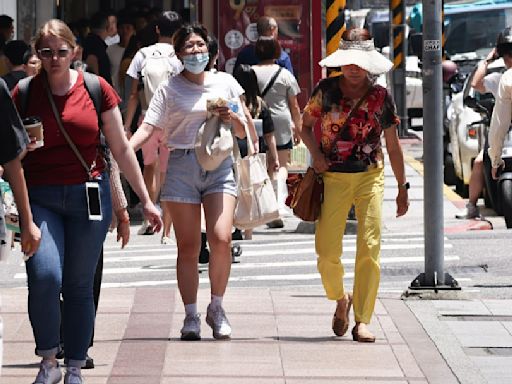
[351,323,376,343]
[332,294,352,336]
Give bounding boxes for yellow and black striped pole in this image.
[390,0,408,136]
[326,0,346,76]
[391,0,405,70]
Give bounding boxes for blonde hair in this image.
[34,19,77,51]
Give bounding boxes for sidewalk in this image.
[1,287,457,383]
[1,136,511,383]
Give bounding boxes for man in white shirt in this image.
[124,11,183,241]
[456,31,512,219]
[489,28,512,179]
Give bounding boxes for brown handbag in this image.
[287,167,324,222]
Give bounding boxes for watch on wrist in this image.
[398,182,410,190]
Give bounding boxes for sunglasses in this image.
[38,48,71,59]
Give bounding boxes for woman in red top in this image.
[300,28,409,343]
[12,19,161,384]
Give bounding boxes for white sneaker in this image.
[455,203,480,219]
[161,236,172,245]
[33,360,62,384]
[137,220,154,235]
[206,304,232,340]
[64,367,83,384]
[180,314,201,340]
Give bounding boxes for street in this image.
[1,136,510,298]
[2,225,509,298]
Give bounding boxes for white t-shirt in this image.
[126,42,183,80]
[252,64,300,145]
[483,71,502,98]
[106,44,125,94]
[144,71,246,149]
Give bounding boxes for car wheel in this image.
[483,188,493,208]
[444,153,457,186]
[500,179,512,228]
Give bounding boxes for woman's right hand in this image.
[20,221,41,258]
[142,201,163,233]
[26,137,40,152]
[312,153,330,173]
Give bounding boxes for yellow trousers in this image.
[315,167,384,324]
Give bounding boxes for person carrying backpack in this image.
[13,19,161,384]
[124,11,183,242]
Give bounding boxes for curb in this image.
[403,153,464,204]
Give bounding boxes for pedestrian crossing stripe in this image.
[102,242,451,256]
[98,276,473,289]
[12,255,460,279]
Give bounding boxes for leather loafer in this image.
[352,323,376,343]
[332,294,352,337]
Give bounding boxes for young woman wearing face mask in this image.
[130,24,258,341]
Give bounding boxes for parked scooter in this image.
[443,63,467,186]
[466,96,512,228]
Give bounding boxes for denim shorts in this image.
[161,149,237,204]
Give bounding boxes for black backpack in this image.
[17,72,110,168]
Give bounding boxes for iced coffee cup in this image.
[22,116,44,148]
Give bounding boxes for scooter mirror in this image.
[450,81,463,93]
[464,95,490,117]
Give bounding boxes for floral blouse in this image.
[304,76,399,168]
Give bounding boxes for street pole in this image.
[409,0,459,291]
[390,0,408,137]
[326,0,346,57]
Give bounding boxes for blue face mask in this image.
[182,53,209,74]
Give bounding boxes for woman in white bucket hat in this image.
[299,28,409,342]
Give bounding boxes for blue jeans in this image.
[26,176,111,367]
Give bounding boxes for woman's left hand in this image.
[396,189,409,217]
[143,202,163,233]
[116,210,131,248]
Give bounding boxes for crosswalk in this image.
[8,230,474,293]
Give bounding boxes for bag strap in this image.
[17,76,33,117]
[82,71,103,129]
[17,73,102,124]
[333,86,373,143]
[82,71,109,169]
[261,67,283,98]
[43,76,96,180]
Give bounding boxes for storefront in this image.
[198,0,324,106]
[9,0,198,42]
[7,0,324,105]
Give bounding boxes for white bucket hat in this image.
[319,39,393,75]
